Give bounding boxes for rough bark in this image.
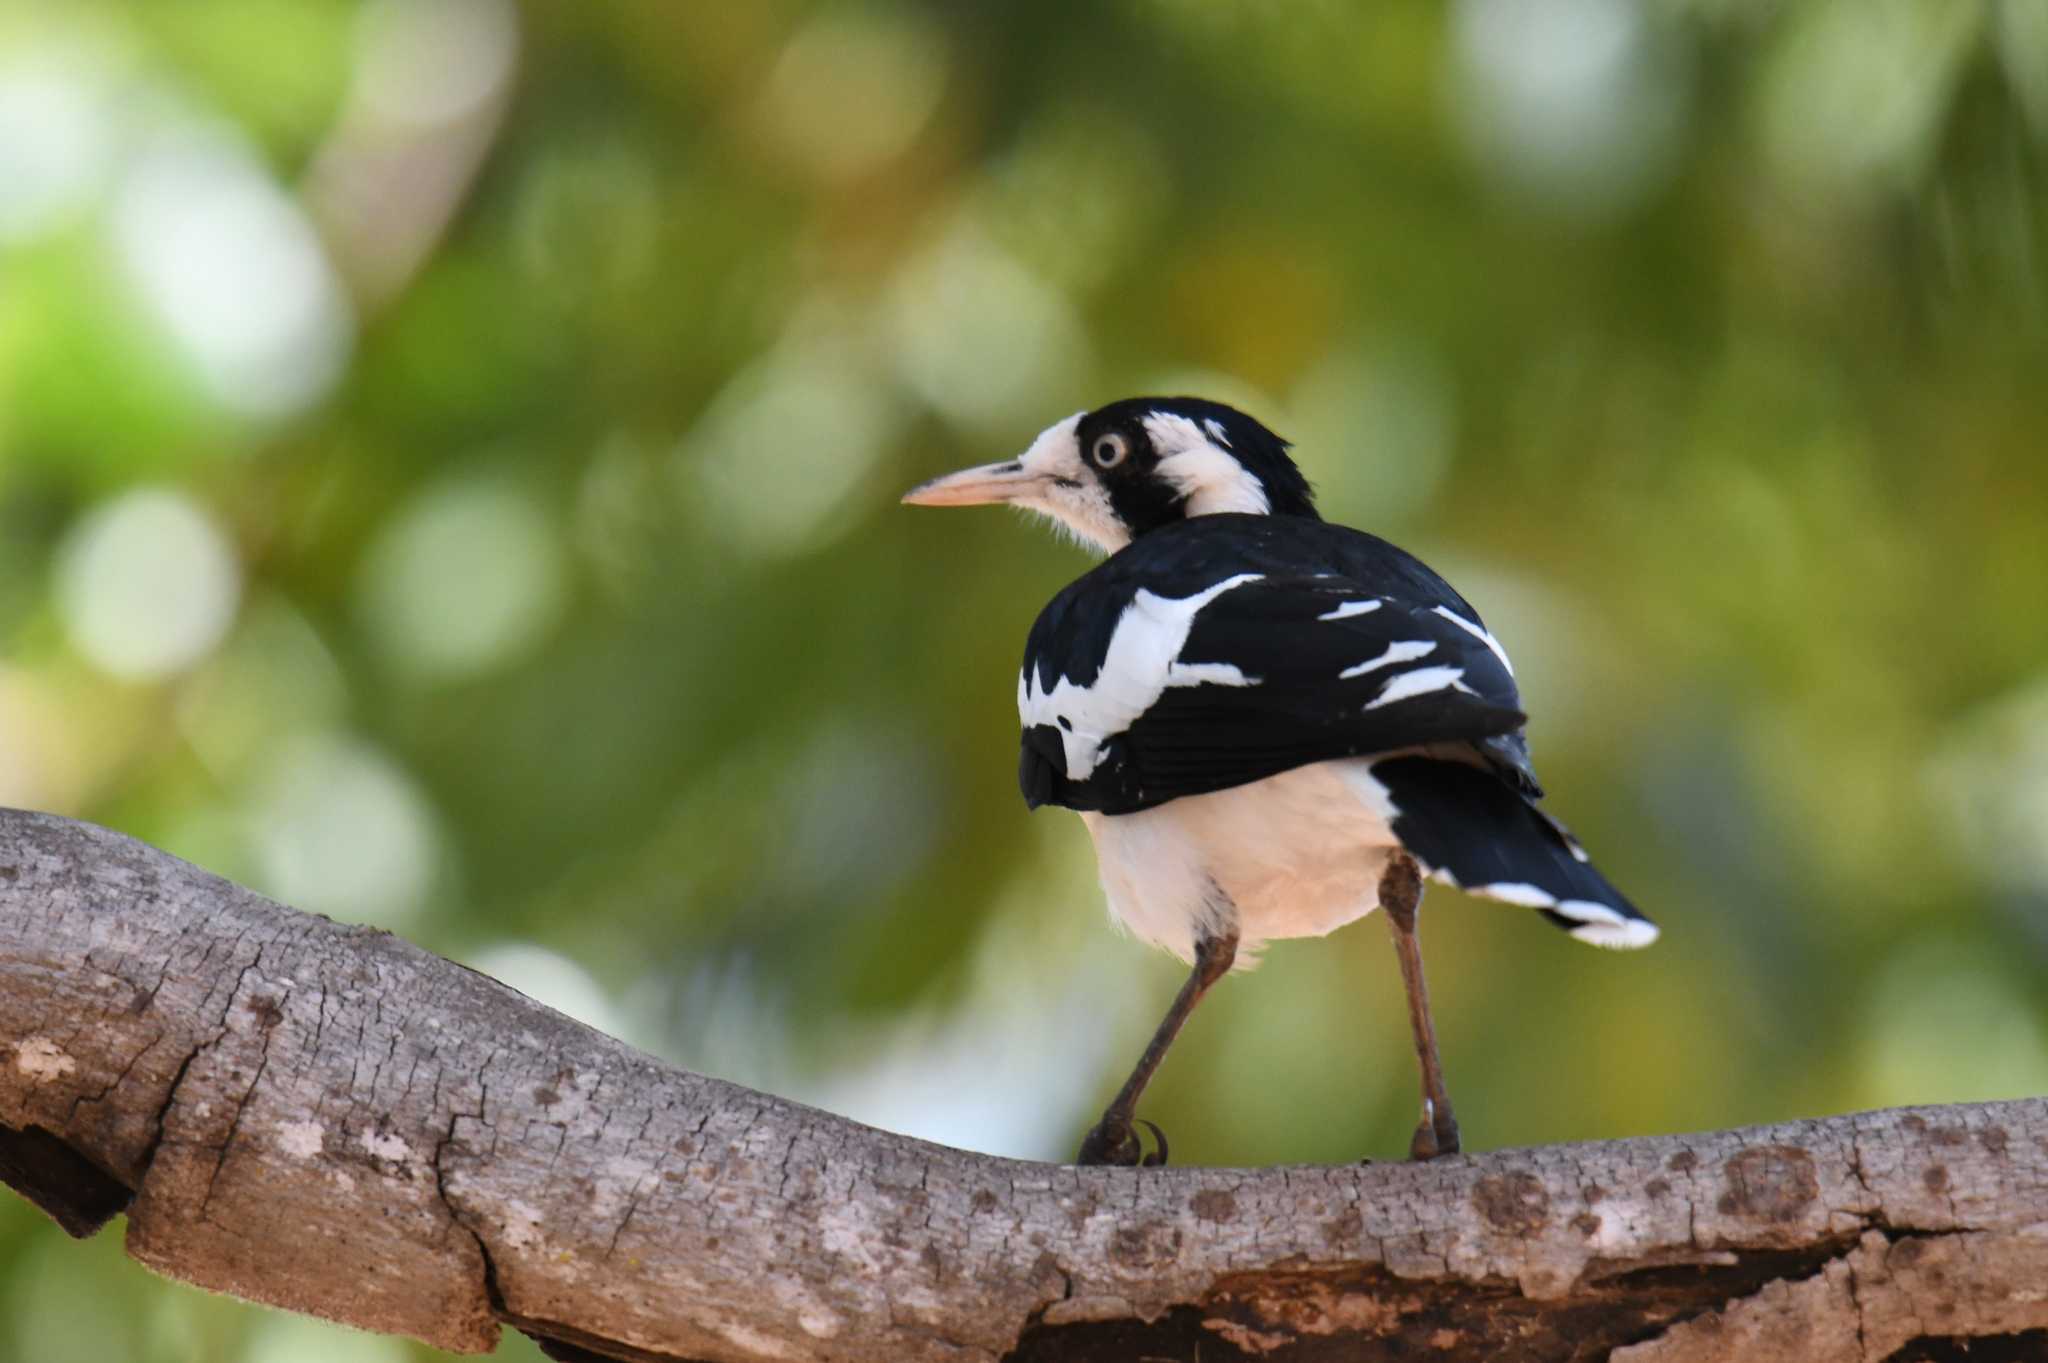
[1,807,2042,1363]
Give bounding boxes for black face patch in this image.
[1074,410,1186,540]
[1075,397,1319,540]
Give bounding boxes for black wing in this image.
[1018,518,1530,814]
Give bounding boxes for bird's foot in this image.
[1407,1099,1461,1161]
[1076,1115,1169,1167]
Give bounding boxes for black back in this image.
[1019,514,1539,814]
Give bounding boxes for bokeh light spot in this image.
[513,139,660,297]
[356,474,570,685]
[1450,0,1689,217]
[0,44,120,242]
[751,7,948,184]
[55,488,242,682]
[1996,0,2048,139]
[248,734,439,929]
[975,106,1167,293]
[352,0,518,128]
[178,597,350,780]
[1926,677,2048,896]
[682,325,904,558]
[112,117,353,418]
[1752,0,1981,198]
[888,225,1088,432]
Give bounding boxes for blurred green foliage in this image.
[3,0,2047,1358]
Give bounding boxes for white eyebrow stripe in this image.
[1338,639,1437,679]
[1432,605,1515,677]
[1143,411,1269,516]
[1318,599,1382,621]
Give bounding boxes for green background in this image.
[3,1,2046,1358]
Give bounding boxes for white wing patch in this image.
[1168,659,1257,686]
[1020,573,1264,778]
[1432,605,1515,678]
[1364,665,1477,709]
[1202,417,1231,447]
[1317,599,1382,621]
[1338,639,1437,679]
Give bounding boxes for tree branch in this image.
[2,808,2042,1362]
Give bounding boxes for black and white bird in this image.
[904,397,1655,1167]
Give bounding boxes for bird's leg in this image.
[1381,852,1461,1160]
[1076,930,1238,1167]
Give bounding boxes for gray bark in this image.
[1,807,2043,1362]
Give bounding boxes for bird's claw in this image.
[1076,1116,1169,1167]
[1407,1099,1461,1161]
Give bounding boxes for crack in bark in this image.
[61,1028,165,1129]
[1011,1238,1868,1363]
[198,989,283,1219]
[134,1041,206,1189]
[1847,1246,1873,1362]
[1882,1330,2048,1362]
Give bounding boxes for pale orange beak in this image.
[900,460,1045,508]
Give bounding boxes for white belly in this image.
[1078,759,1402,965]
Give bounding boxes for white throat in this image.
[1014,412,1131,554]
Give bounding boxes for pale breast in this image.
[1078,758,1403,964]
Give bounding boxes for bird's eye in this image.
[1091,433,1128,469]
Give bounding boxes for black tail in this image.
[1371,756,1656,949]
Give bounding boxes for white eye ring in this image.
[1091,433,1128,468]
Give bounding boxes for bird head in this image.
[901,397,1318,553]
